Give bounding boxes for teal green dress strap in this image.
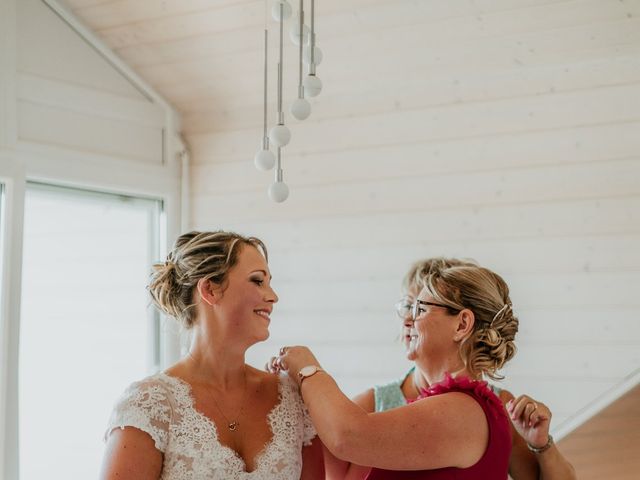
[373,367,414,412]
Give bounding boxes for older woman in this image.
[100,231,323,480]
[274,263,518,479]
[344,258,575,480]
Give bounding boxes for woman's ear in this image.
[196,278,219,306]
[454,309,475,342]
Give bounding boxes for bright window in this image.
[19,183,162,479]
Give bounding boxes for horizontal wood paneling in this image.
[187,83,640,160]
[85,0,566,49]
[107,0,636,70]
[192,122,640,187]
[18,100,163,163]
[145,15,640,106]
[18,0,145,99]
[183,53,640,133]
[200,196,640,248]
[18,73,166,128]
[191,158,640,222]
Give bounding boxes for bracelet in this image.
[527,435,553,454]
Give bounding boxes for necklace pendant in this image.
[228,421,239,431]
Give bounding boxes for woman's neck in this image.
[415,353,473,389]
[185,333,248,389]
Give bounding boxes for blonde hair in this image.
[148,231,267,328]
[402,257,477,294]
[421,263,518,380]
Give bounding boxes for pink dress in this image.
[366,375,511,480]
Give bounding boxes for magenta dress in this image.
[366,374,512,480]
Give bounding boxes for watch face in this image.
[300,366,317,377]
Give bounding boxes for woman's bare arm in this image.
[100,427,163,480]
[301,373,488,471]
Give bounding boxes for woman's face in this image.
[405,286,458,363]
[212,245,278,345]
[400,283,420,354]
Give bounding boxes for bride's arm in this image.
[100,427,163,480]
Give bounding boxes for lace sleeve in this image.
[104,378,173,452]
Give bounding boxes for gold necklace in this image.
[188,353,249,432]
[210,367,248,432]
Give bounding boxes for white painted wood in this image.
[191,159,640,222]
[18,100,164,163]
[99,0,629,55]
[192,122,640,188]
[200,196,640,248]
[184,53,640,133]
[187,83,640,160]
[139,15,640,105]
[17,0,146,99]
[0,156,26,480]
[0,0,17,149]
[18,73,166,128]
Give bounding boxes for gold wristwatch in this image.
[298,365,324,384]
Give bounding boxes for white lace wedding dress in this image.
[105,372,316,479]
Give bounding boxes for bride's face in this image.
[212,245,278,345]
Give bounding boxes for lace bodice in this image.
[105,372,316,479]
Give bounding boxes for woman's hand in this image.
[507,394,552,449]
[267,346,321,385]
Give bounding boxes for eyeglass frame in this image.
[395,296,462,320]
[411,298,462,321]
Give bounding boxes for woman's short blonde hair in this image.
[148,231,267,328]
[414,259,518,380]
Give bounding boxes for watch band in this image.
[527,435,554,454]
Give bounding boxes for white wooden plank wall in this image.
[178,0,640,434]
[16,0,166,164]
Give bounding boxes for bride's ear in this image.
[196,278,220,306]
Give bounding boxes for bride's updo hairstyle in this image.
[421,263,518,380]
[148,231,267,328]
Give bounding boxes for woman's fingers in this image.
[508,395,551,428]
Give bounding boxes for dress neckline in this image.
[157,371,288,474]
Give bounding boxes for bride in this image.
[100,231,323,479]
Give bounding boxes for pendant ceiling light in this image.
[254,0,324,203]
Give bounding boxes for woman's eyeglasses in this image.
[395,296,458,320]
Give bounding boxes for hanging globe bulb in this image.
[254,149,276,171]
[269,181,290,203]
[269,124,291,147]
[271,0,292,21]
[290,98,311,120]
[303,45,323,66]
[289,23,310,46]
[303,74,322,97]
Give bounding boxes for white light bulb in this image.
[269,181,290,203]
[303,74,322,97]
[290,98,311,120]
[271,0,292,21]
[303,46,323,66]
[254,149,276,171]
[269,124,291,147]
[289,23,310,46]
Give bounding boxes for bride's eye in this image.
[251,278,264,286]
